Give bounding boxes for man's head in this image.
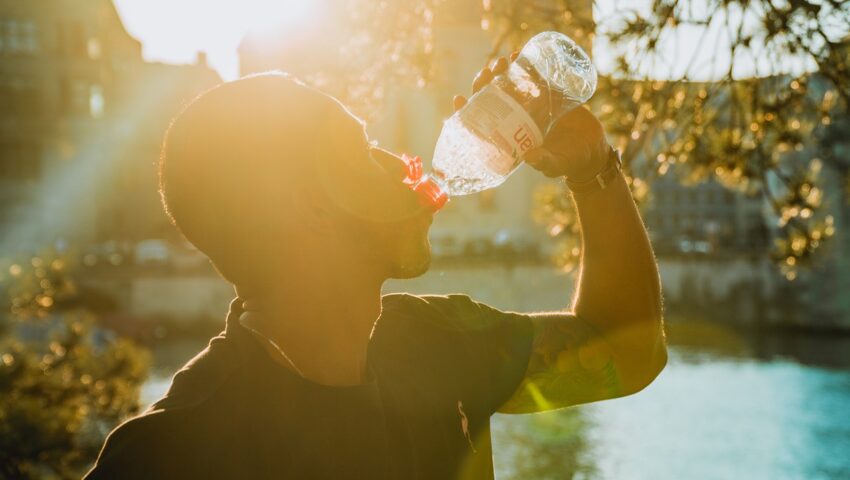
[159,73,434,290]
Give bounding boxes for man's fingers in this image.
[472,67,493,94]
[510,50,519,62]
[471,67,485,92]
[492,56,508,75]
[524,147,556,165]
[453,95,467,111]
[525,148,566,177]
[461,54,517,111]
[524,147,547,166]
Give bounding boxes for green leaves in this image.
[476,0,850,276]
[0,251,150,479]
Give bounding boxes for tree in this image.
[0,249,150,479]
[323,0,849,277]
[478,0,850,276]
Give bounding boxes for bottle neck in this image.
[412,174,449,211]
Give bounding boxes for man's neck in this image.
[238,269,385,387]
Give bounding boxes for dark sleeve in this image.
[412,294,535,415]
[467,297,536,413]
[84,409,199,480]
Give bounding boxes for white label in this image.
[459,84,544,173]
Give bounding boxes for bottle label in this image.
[459,84,544,174]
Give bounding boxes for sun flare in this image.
[114,0,322,80]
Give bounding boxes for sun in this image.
[238,0,321,35]
[114,0,322,80]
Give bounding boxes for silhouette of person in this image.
[86,57,666,479]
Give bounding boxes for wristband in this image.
[564,146,622,194]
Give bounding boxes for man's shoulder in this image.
[380,292,508,331]
[84,405,200,478]
[374,293,534,417]
[85,334,245,479]
[150,332,244,412]
[381,292,479,317]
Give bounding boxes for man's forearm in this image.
[569,169,666,389]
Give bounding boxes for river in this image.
[139,264,850,479]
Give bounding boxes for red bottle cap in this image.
[401,154,449,211]
[413,175,449,211]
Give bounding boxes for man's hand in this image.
[452,54,610,183]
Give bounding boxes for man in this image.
[86,56,666,479]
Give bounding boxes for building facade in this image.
[642,166,770,256]
[0,0,220,254]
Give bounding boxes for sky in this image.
[113,0,818,82]
[113,0,321,80]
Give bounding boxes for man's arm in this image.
[498,170,667,413]
[459,57,667,414]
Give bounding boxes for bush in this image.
[0,250,150,479]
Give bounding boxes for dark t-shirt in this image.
[85,293,534,479]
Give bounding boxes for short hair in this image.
[159,73,342,285]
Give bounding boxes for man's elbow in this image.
[615,317,668,396]
[625,342,667,395]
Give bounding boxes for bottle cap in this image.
[401,154,449,211]
[413,175,449,211]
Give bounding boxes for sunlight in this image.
[114,0,322,80]
[238,0,320,35]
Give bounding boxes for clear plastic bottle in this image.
[409,31,597,209]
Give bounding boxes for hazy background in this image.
[1,0,849,478]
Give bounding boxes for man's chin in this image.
[390,252,431,279]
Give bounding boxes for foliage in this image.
[328,0,850,277]
[481,0,850,276]
[297,0,442,118]
[0,250,150,479]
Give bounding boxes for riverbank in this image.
[78,257,849,334]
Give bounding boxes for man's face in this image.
[317,107,436,279]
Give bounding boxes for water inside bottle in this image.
[431,115,521,196]
[429,32,596,198]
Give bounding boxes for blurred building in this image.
[642,167,770,256]
[0,0,220,254]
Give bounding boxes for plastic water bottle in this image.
[408,31,597,210]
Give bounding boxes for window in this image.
[89,84,104,117]
[21,21,37,52]
[0,19,38,54]
[87,37,101,59]
[6,20,19,51]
